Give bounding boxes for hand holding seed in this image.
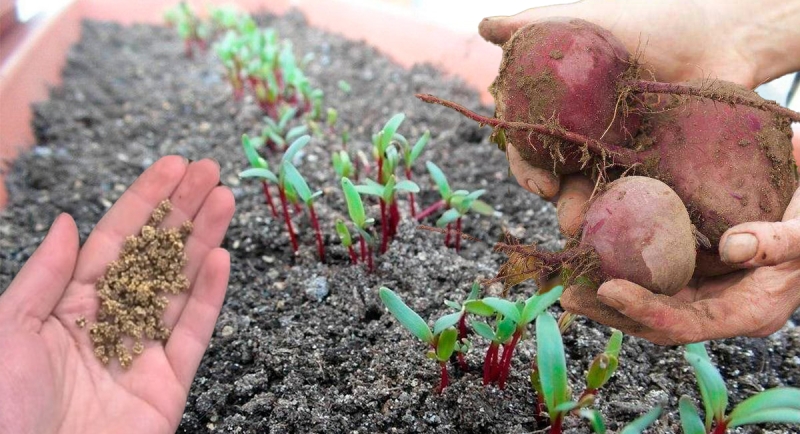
[0,156,235,434]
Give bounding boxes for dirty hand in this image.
[481,0,800,232]
[0,157,235,434]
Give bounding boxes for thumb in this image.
[478,0,602,45]
[0,213,79,328]
[719,185,800,267]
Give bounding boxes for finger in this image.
[0,214,79,328]
[160,158,221,229]
[596,279,747,344]
[73,156,188,285]
[555,175,593,237]
[507,144,560,200]
[161,186,235,327]
[165,248,230,390]
[718,191,800,266]
[478,1,598,45]
[561,284,650,335]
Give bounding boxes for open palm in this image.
[0,156,235,434]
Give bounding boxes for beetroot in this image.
[491,18,640,173]
[497,176,696,294]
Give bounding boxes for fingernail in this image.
[721,233,758,263]
[526,178,544,196]
[597,294,624,311]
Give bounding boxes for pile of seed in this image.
[88,200,192,368]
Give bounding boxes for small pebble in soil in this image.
[88,200,192,369]
[305,276,329,302]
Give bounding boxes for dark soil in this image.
[1,12,798,434]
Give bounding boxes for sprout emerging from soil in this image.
[534,313,660,434]
[679,343,800,434]
[261,107,309,152]
[342,177,375,271]
[400,130,430,217]
[283,162,325,262]
[417,161,495,251]
[164,2,209,58]
[89,200,192,368]
[379,287,468,393]
[355,175,419,253]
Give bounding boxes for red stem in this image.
[711,421,728,434]
[261,181,279,218]
[405,168,416,217]
[457,352,468,372]
[359,236,367,263]
[498,330,522,390]
[455,218,462,252]
[390,201,400,237]
[437,361,449,393]
[377,156,384,185]
[483,343,498,385]
[367,244,374,272]
[278,187,299,253]
[445,223,451,247]
[415,94,638,163]
[347,246,358,265]
[379,199,389,254]
[415,199,446,221]
[308,203,325,262]
[549,413,563,434]
[625,79,800,122]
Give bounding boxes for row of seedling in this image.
[379,284,800,433]
[239,112,496,268]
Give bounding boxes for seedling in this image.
[283,162,325,261]
[372,113,405,184]
[679,342,800,434]
[440,282,492,370]
[209,6,254,34]
[581,330,622,404]
[239,134,277,218]
[469,285,564,389]
[535,314,659,434]
[417,161,494,250]
[355,175,419,253]
[261,107,309,151]
[342,177,375,271]
[164,2,209,58]
[335,219,357,264]
[379,287,467,393]
[332,150,355,179]
[337,80,352,93]
[400,130,429,217]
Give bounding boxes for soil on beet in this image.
[1,12,798,434]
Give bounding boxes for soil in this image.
[1,12,798,434]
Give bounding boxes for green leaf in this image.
[435,327,458,362]
[554,401,579,413]
[520,285,564,325]
[394,180,420,193]
[464,300,495,317]
[286,125,309,143]
[729,387,800,427]
[433,312,462,336]
[379,113,405,152]
[239,168,278,184]
[578,409,606,434]
[408,131,430,165]
[536,313,569,418]
[470,199,495,216]
[495,317,516,343]
[729,408,800,427]
[586,354,614,391]
[378,287,433,344]
[282,135,311,165]
[335,219,352,247]
[355,183,385,197]
[426,161,451,200]
[684,343,728,428]
[282,163,314,204]
[619,406,663,434]
[470,321,496,341]
[342,178,367,228]
[606,330,623,358]
[337,80,351,93]
[242,134,267,168]
[679,397,706,434]
[278,107,298,130]
[481,298,521,324]
[436,208,462,227]
[382,175,396,203]
[451,189,485,214]
[467,282,480,301]
[444,300,461,311]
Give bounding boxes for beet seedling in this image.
[436,189,491,252]
[282,162,325,262]
[400,130,430,217]
[372,113,406,184]
[355,175,419,253]
[679,343,800,434]
[239,134,278,218]
[332,150,355,179]
[261,107,309,151]
[379,287,467,393]
[581,330,622,404]
[334,219,358,264]
[439,282,492,371]
[164,2,209,58]
[535,313,661,434]
[341,177,375,271]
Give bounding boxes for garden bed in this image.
[1,11,798,434]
